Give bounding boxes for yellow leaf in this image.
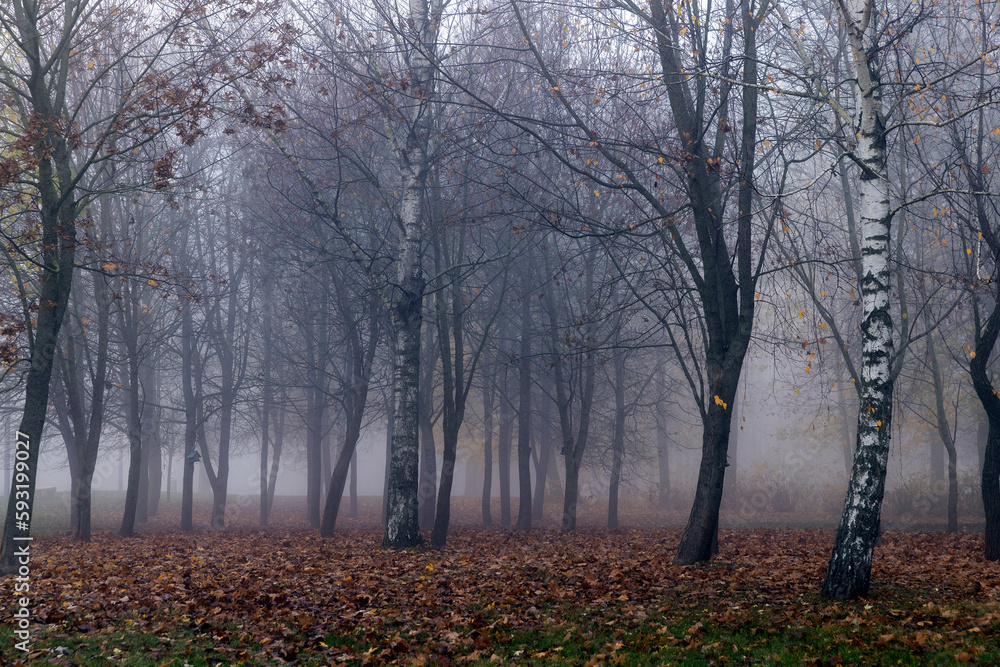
[658,157,664,164]
[148,279,159,287]
[593,190,600,196]
[102,262,117,271]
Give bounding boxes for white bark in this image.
[823,0,895,600]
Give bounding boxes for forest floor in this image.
[1,495,1000,665]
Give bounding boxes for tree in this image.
[0,0,213,569]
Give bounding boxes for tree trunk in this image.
[260,344,272,527]
[656,357,671,509]
[533,388,553,521]
[561,349,596,532]
[145,365,162,518]
[321,306,378,537]
[609,351,626,529]
[380,0,439,548]
[926,331,958,532]
[181,293,198,532]
[0,42,78,571]
[822,0,894,598]
[382,379,394,525]
[418,325,438,531]
[350,449,358,519]
[516,293,532,531]
[383,272,424,547]
[268,409,285,520]
[120,321,143,538]
[498,377,514,527]
[481,348,494,527]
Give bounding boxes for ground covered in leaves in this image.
[4,498,1000,665]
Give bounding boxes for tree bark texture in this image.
[822,0,895,598]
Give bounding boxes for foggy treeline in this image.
[1,0,1000,599]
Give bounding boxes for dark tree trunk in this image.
[668,0,759,566]
[481,349,494,527]
[383,274,424,547]
[266,409,285,521]
[498,377,514,527]
[656,357,671,509]
[532,388,553,521]
[970,282,1000,559]
[350,449,358,519]
[0,80,78,572]
[608,351,626,529]
[51,355,81,532]
[260,335,273,527]
[516,294,532,531]
[560,350,596,532]
[306,382,324,529]
[926,331,958,532]
[321,305,378,537]
[144,364,162,518]
[181,293,198,533]
[418,324,438,531]
[382,378,394,526]
[120,318,143,538]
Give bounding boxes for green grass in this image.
[5,587,1000,665]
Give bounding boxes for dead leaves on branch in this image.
[7,526,1000,665]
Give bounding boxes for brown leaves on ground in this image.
[5,509,1000,665]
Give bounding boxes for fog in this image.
[1,0,997,594]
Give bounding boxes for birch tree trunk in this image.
[381,0,442,548]
[822,0,895,600]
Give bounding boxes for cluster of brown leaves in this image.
[5,500,1000,665]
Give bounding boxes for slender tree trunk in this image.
[382,378,394,525]
[260,347,272,527]
[307,381,324,528]
[181,294,198,532]
[145,365,162,518]
[655,357,671,509]
[498,377,513,527]
[120,317,143,537]
[481,349,494,527]
[926,332,958,532]
[516,294,532,530]
[609,351,626,529]
[321,308,378,537]
[266,409,285,521]
[51,356,81,532]
[533,388,553,521]
[0,70,78,573]
[562,350,596,532]
[350,449,358,519]
[418,326,438,531]
[822,0,895,598]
